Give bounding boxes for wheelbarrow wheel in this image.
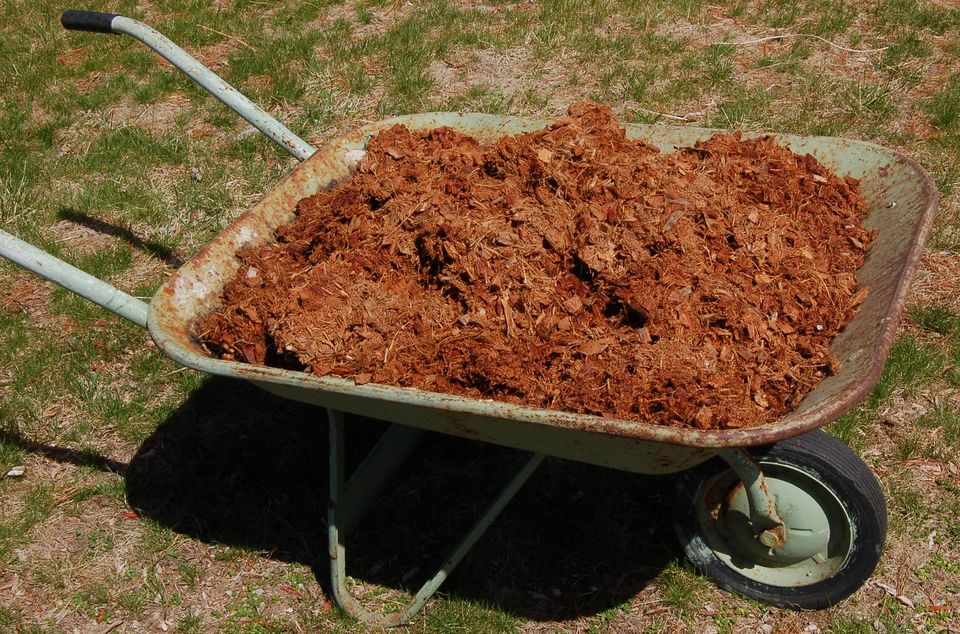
[672,429,886,609]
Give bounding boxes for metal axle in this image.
[720,448,787,549]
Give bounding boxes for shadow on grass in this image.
[56,207,184,268]
[0,429,128,476]
[11,375,679,621]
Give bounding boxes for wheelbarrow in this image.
[0,10,939,626]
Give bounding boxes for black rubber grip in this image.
[61,10,118,33]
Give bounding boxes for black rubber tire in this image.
[673,429,887,609]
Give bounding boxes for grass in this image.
[911,304,960,339]
[0,484,55,563]
[827,408,873,455]
[918,403,960,456]
[657,561,711,621]
[866,334,949,407]
[0,0,958,632]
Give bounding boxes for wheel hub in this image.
[698,462,853,587]
[726,477,831,563]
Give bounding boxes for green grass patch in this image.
[755,43,811,74]
[177,611,204,633]
[71,479,125,507]
[138,520,181,561]
[881,32,934,67]
[0,427,28,476]
[917,403,960,453]
[873,0,960,34]
[72,245,134,280]
[887,472,931,531]
[827,408,873,454]
[179,560,200,589]
[656,561,711,620]
[840,81,898,125]
[80,127,190,173]
[0,484,57,562]
[72,582,114,619]
[212,544,249,563]
[925,73,960,130]
[893,432,925,462]
[220,590,289,633]
[867,334,945,407]
[132,73,185,105]
[910,304,960,386]
[930,135,960,195]
[741,0,856,33]
[441,86,514,114]
[911,304,960,339]
[709,85,774,128]
[0,604,26,630]
[701,43,735,87]
[423,596,521,632]
[116,587,149,615]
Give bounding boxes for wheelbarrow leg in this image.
[336,419,426,536]
[327,408,544,627]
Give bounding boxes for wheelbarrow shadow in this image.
[124,376,678,621]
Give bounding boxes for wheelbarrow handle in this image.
[0,230,149,329]
[61,10,118,33]
[60,10,316,162]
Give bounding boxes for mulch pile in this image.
[195,103,873,430]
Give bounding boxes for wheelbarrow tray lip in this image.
[148,112,938,449]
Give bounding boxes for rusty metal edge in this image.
[147,114,940,449]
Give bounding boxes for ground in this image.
[1,1,959,632]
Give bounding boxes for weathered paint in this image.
[255,378,718,474]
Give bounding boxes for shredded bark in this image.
[195,103,873,429]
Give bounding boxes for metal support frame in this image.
[719,448,786,549]
[327,409,544,627]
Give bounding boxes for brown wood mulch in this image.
[195,103,873,430]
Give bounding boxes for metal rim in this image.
[695,461,854,588]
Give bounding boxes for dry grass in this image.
[1,1,960,632]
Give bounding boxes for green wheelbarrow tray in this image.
[0,10,939,627]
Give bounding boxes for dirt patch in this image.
[911,251,960,310]
[46,220,119,256]
[195,103,871,430]
[111,252,171,293]
[0,275,56,318]
[106,93,194,135]
[433,45,590,115]
[194,38,242,71]
[57,92,201,156]
[353,2,419,39]
[435,47,537,96]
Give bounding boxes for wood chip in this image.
[577,339,610,356]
